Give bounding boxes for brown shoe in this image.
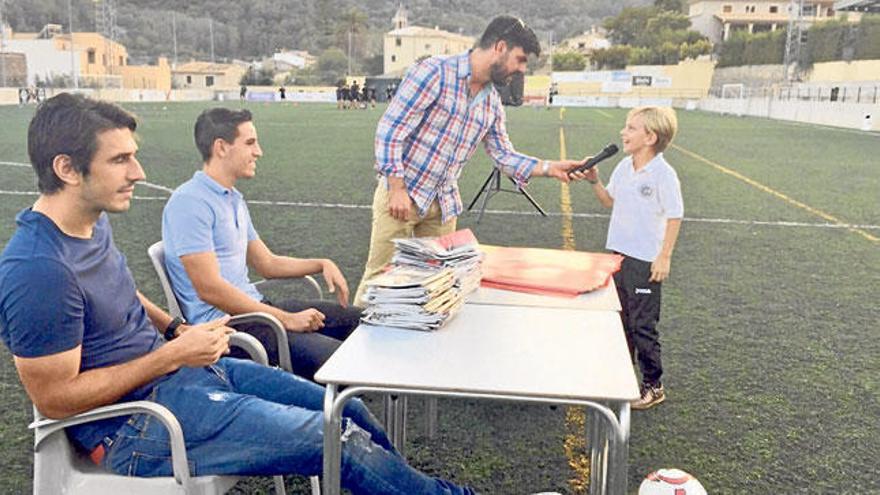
[631,383,665,410]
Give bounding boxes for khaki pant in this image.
[354,184,457,306]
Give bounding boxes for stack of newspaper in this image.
[361,266,464,331]
[390,229,483,296]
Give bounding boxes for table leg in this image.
[394,395,408,455]
[322,384,342,495]
[606,402,630,495]
[587,406,608,495]
[383,394,408,454]
[426,397,438,438]
[383,394,395,431]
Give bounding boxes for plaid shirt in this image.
[375,51,540,222]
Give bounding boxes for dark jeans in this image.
[613,255,663,386]
[230,299,361,381]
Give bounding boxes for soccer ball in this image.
[638,468,707,495]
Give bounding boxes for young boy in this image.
[581,106,683,410]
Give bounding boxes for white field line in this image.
[3,161,878,232]
[0,188,876,232]
[1,160,173,193]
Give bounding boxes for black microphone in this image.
[569,143,619,176]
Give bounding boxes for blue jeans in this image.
[100,358,473,495]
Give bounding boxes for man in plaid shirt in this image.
[355,16,586,304]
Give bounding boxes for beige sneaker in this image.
[631,383,665,410]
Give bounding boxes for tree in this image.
[681,39,712,60]
[336,7,370,69]
[362,54,385,76]
[240,67,274,86]
[654,0,686,13]
[600,3,709,67]
[552,51,587,71]
[804,19,848,64]
[716,30,785,67]
[603,7,658,46]
[316,47,350,84]
[854,15,880,60]
[590,46,631,70]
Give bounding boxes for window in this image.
[395,37,402,47]
[801,4,816,16]
[391,55,397,62]
[87,49,96,64]
[206,76,214,87]
[119,56,124,66]
[723,5,732,13]
[425,43,431,50]
[769,5,778,13]
[186,75,192,84]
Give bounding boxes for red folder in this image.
[480,245,623,298]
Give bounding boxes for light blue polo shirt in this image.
[162,171,262,322]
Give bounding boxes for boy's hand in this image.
[650,255,671,282]
[570,166,599,184]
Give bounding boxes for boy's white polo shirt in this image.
[605,152,683,262]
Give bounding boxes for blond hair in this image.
[627,106,678,153]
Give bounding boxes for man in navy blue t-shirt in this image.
[0,94,474,494]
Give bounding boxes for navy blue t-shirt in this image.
[0,209,164,451]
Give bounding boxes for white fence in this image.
[2,86,875,133]
[698,96,878,131]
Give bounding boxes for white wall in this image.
[698,96,879,131]
[4,39,79,85]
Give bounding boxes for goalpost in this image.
[721,83,746,99]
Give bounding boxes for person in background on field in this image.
[349,81,360,109]
[340,84,351,110]
[579,106,683,411]
[336,81,345,110]
[361,86,370,110]
[368,86,378,108]
[354,15,587,305]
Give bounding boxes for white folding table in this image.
[316,303,639,495]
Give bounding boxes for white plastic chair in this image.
[32,402,236,495]
[29,319,287,494]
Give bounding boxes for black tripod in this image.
[466,168,546,223]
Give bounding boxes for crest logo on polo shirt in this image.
[639,184,654,198]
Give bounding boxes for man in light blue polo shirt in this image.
[162,107,360,381]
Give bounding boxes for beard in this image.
[489,60,514,86]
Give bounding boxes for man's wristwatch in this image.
[163,316,185,341]
[541,161,551,175]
